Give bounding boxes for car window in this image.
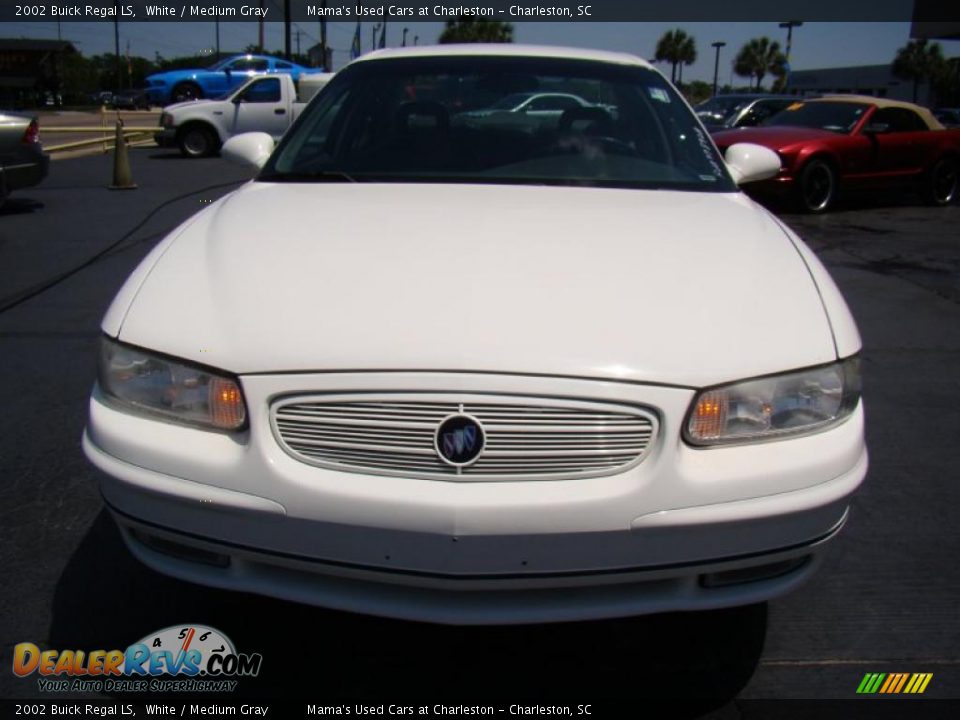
[751,100,792,125]
[230,58,269,72]
[697,96,751,123]
[264,56,736,192]
[871,107,927,132]
[275,62,293,70]
[239,78,281,103]
[529,95,582,111]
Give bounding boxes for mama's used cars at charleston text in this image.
[84,45,867,624]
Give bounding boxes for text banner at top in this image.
[3,0,959,23]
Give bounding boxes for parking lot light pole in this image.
[779,21,802,92]
[779,21,803,63]
[711,41,726,97]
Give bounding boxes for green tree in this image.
[932,57,960,106]
[654,28,696,85]
[734,37,786,91]
[438,17,514,44]
[681,79,712,106]
[892,39,947,103]
[676,33,697,86]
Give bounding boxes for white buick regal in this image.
[84,45,867,624]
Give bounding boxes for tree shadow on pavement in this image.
[48,510,767,715]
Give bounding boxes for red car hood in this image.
[713,125,842,150]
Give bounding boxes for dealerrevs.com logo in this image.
[12,624,262,693]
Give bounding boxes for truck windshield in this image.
[260,56,735,192]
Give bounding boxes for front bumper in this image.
[84,371,867,624]
[155,128,177,148]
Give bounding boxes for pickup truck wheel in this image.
[925,156,958,206]
[796,159,836,213]
[178,125,217,158]
[171,82,202,103]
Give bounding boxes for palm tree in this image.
[676,34,697,86]
[655,29,695,85]
[734,37,786,91]
[438,17,514,44]
[892,39,946,103]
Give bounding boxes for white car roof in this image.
[354,43,654,70]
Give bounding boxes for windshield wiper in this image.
[259,170,359,183]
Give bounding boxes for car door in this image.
[230,77,288,137]
[863,107,926,176]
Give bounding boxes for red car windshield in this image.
[763,101,869,134]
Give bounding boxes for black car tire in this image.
[171,82,203,103]
[178,125,218,158]
[924,156,959,206]
[796,158,837,214]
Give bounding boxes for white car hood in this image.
[113,183,837,387]
[165,98,228,114]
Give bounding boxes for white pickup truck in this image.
[156,72,333,158]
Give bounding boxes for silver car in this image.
[0,111,49,207]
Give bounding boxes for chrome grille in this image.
[272,395,657,481]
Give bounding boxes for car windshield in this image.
[262,56,735,192]
[206,58,231,71]
[762,101,868,133]
[696,96,751,122]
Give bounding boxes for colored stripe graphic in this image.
[857,672,932,694]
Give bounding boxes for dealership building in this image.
[784,16,959,106]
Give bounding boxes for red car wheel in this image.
[797,159,836,214]
[926,156,959,206]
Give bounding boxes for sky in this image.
[4,19,960,82]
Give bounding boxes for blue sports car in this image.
[144,54,325,106]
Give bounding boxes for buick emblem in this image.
[435,414,485,467]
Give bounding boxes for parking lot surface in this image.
[0,150,958,709]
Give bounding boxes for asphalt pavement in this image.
[0,150,958,713]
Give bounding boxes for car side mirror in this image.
[222,132,274,169]
[863,122,890,134]
[724,142,781,185]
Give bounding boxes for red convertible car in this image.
[712,96,960,212]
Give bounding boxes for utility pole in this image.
[113,0,120,91]
[258,0,265,53]
[414,35,419,46]
[372,23,380,52]
[711,41,726,97]
[284,0,292,60]
[402,28,409,47]
[296,28,301,58]
[320,0,328,69]
[215,21,220,61]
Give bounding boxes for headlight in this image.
[160,113,173,128]
[98,337,247,431]
[685,357,860,446]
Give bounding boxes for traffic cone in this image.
[109,118,137,190]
